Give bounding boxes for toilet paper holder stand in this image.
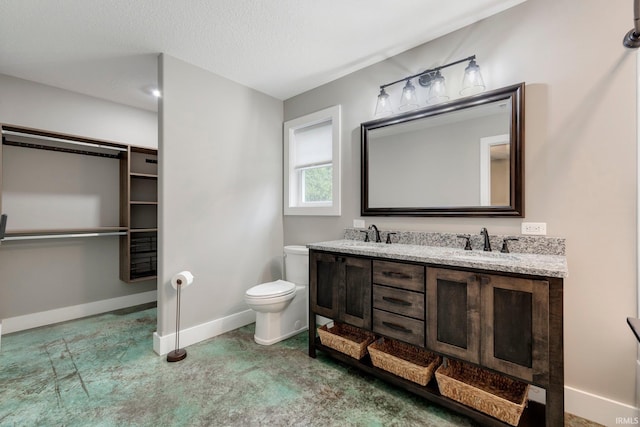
[167,272,193,362]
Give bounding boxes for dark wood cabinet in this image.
[480,274,549,383]
[427,268,550,383]
[426,268,481,363]
[309,252,339,319]
[308,248,564,427]
[309,251,371,328]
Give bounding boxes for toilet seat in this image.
[245,280,296,299]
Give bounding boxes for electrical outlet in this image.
[521,222,547,235]
[353,219,365,229]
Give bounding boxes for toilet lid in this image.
[246,280,296,298]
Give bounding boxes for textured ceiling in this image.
[0,0,525,111]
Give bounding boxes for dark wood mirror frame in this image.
[361,82,524,217]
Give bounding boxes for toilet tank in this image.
[284,245,309,285]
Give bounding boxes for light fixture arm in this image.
[379,55,476,90]
[634,0,640,35]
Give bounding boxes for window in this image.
[284,105,341,216]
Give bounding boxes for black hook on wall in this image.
[623,0,640,48]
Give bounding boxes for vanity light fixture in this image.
[460,59,485,96]
[426,70,449,104]
[398,79,420,111]
[374,87,393,117]
[374,55,485,117]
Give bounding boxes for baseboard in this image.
[566,385,638,426]
[153,309,256,355]
[1,290,158,335]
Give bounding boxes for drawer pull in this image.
[382,296,412,306]
[382,321,412,334]
[383,271,410,279]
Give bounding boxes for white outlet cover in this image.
[353,219,365,229]
[521,222,547,235]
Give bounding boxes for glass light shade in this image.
[398,79,420,112]
[374,88,393,117]
[427,71,448,104]
[460,59,485,96]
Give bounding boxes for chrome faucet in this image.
[480,227,492,251]
[368,224,382,243]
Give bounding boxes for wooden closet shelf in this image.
[130,172,158,179]
[129,201,158,205]
[128,274,157,282]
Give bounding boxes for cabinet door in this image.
[309,252,340,319]
[426,268,480,363]
[480,274,549,382]
[339,256,372,329]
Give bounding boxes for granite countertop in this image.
[307,239,568,278]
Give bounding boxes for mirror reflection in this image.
[361,83,524,217]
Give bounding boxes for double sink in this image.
[307,239,568,278]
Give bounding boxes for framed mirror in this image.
[361,82,524,217]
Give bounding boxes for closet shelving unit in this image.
[120,146,158,282]
[0,124,158,283]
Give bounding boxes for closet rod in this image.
[3,140,120,159]
[3,231,126,241]
[2,130,127,152]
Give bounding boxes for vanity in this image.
[307,233,567,427]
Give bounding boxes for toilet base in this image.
[254,323,307,345]
[253,286,308,345]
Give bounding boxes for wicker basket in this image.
[368,338,441,386]
[317,323,376,360]
[435,359,529,426]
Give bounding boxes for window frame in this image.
[284,105,341,216]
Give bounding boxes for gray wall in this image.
[157,55,283,336]
[0,74,158,319]
[284,0,637,411]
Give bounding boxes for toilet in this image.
[244,245,309,345]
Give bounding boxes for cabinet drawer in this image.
[373,309,425,347]
[373,260,425,292]
[373,285,424,320]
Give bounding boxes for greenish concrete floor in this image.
[0,305,602,427]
